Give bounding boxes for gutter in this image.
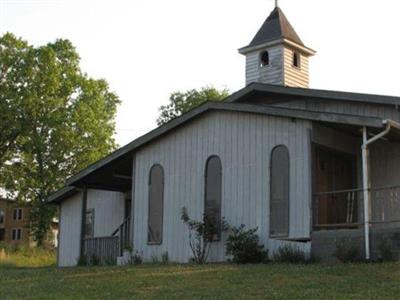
[361,119,400,260]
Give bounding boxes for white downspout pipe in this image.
[361,122,392,260]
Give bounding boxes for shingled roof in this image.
[245,7,304,49]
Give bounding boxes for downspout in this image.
[361,121,392,260]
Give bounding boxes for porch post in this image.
[80,185,88,258]
[361,127,371,260]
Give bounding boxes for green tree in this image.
[0,33,120,245]
[157,86,229,126]
[0,33,29,168]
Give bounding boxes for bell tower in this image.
[239,4,316,88]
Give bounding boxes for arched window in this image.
[204,156,222,240]
[270,145,290,237]
[260,51,270,66]
[293,52,300,68]
[148,164,164,244]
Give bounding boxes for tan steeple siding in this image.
[239,7,315,88]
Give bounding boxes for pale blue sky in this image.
[1,0,400,146]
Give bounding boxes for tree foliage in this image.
[157,86,229,126]
[0,33,120,244]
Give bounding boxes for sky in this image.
[1,0,400,146]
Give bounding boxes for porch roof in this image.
[48,100,388,204]
[47,186,79,204]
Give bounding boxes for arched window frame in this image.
[204,155,223,241]
[293,52,301,68]
[147,164,164,245]
[260,50,270,67]
[269,145,290,238]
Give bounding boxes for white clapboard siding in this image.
[246,45,284,86]
[58,192,82,267]
[87,190,125,237]
[283,46,309,88]
[58,189,125,267]
[370,142,400,228]
[133,111,312,263]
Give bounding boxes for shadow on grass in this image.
[0,261,18,269]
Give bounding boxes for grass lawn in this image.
[0,247,56,268]
[1,263,400,299]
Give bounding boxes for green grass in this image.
[0,247,56,268]
[1,263,400,299]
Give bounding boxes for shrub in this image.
[129,250,143,265]
[225,225,268,264]
[103,256,116,266]
[161,251,169,264]
[273,245,307,264]
[78,254,103,267]
[334,242,360,263]
[89,255,100,266]
[378,240,396,262]
[77,255,88,266]
[181,207,228,264]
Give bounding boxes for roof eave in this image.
[239,39,284,55]
[239,38,316,56]
[227,83,400,106]
[283,39,316,55]
[47,186,79,204]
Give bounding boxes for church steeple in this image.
[239,6,316,88]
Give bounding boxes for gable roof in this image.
[245,7,304,49]
[48,83,400,203]
[47,103,385,203]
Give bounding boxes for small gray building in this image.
[49,6,400,266]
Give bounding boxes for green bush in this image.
[78,254,115,266]
[273,245,307,264]
[225,225,268,264]
[77,255,89,266]
[378,240,396,262]
[161,251,169,264]
[181,207,228,264]
[129,250,143,265]
[334,242,360,263]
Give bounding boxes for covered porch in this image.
[311,120,400,261]
[51,151,135,266]
[78,153,134,265]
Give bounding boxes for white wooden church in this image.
[49,5,400,266]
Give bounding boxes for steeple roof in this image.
[246,7,304,48]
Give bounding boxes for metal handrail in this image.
[84,236,118,241]
[313,185,400,229]
[314,188,363,196]
[111,217,131,256]
[313,185,400,196]
[112,217,130,236]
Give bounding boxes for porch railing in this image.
[370,185,400,225]
[83,236,119,263]
[313,185,400,230]
[112,217,131,256]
